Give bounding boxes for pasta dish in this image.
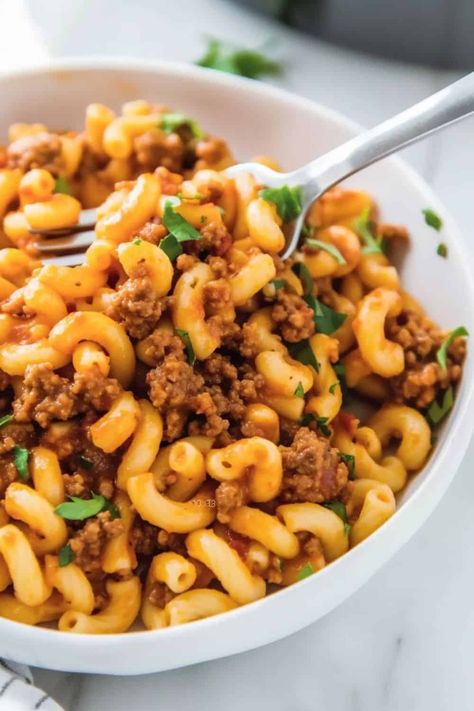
[0,100,466,633]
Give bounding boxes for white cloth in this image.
[0,660,62,710]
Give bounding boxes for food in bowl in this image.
[0,99,467,634]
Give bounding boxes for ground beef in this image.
[0,456,18,498]
[139,328,186,367]
[7,132,62,174]
[280,427,348,503]
[387,309,465,408]
[147,351,262,442]
[0,422,35,455]
[156,530,187,555]
[134,128,185,172]
[203,278,233,317]
[215,479,249,524]
[0,370,10,392]
[195,137,233,170]
[69,511,124,579]
[130,519,158,557]
[271,291,315,343]
[221,322,260,359]
[13,363,121,428]
[147,356,204,441]
[148,582,175,608]
[106,265,167,340]
[135,217,167,245]
[186,221,232,257]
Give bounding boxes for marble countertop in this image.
[2,1,473,709]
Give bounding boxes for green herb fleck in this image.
[288,339,319,373]
[304,294,347,334]
[260,185,303,223]
[271,278,287,291]
[159,233,182,262]
[305,238,346,265]
[437,243,448,258]
[340,452,355,480]
[163,200,202,242]
[301,223,314,239]
[294,382,305,399]
[103,499,121,520]
[436,326,468,371]
[329,382,338,395]
[426,387,454,426]
[54,176,73,196]
[353,208,383,254]
[323,500,351,535]
[0,414,13,428]
[196,39,282,80]
[423,208,443,231]
[297,562,314,581]
[160,113,203,139]
[55,493,109,521]
[300,413,331,437]
[176,329,196,365]
[13,446,29,482]
[58,544,75,567]
[291,262,313,296]
[133,239,142,246]
[277,558,284,572]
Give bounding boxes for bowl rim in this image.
[1,55,473,673]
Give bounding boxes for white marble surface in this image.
[1,1,473,709]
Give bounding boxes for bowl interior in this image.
[0,59,472,674]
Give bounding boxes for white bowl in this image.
[0,57,473,675]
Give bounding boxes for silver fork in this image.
[32,72,474,265]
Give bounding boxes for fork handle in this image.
[290,71,474,200]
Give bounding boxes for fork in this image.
[32,71,474,265]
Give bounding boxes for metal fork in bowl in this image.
[32,72,474,264]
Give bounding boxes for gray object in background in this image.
[235,0,474,69]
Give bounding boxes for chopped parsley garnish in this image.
[422,208,443,231]
[271,278,287,291]
[160,113,203,139]
[353,208,383,255]
[291,262,313,296]
[323,500,351,535]
[55,493,112,521]
[103,499,121,520]
[305,238,346,265]
[159,233,182,262]
[260,185,303,223]
[196,39,282,80]
[426,387,454,426]
[58,544,75,567]
[437,243,448,258]
[328,382,339,395]
[163,200,202,243]
[0,414,13,428]
[294,382,305,399]
[297,562,314,581]
[436,326,468,371]
[12,446,29,482]
[301,223,314,239]
[175,329,196,365]
[54,176,73,195]
[288,339,319,373]
[334,363,346,378]
[304,294,347,334]
[340,452,355,480]
[300,413,331,437]
[133,239,142,246]
[78,455,93,471]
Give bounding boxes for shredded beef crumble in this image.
[106,264,168,339]
[13,363,121,428]
[69,511,124,579]
[387,309,465,408]
[280,428,348,503]
[271,291,315,343]
[7,131,62,173]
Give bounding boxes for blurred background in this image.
[1,2,474,709]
